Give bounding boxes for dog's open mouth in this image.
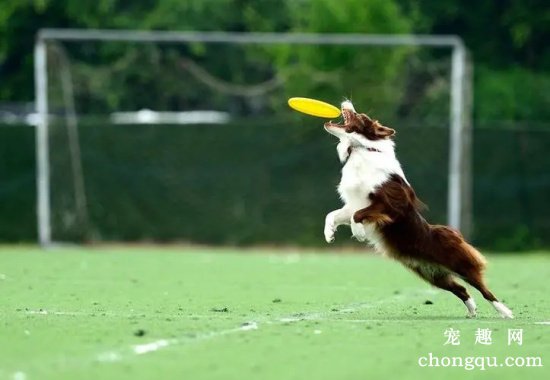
[342,109,352,124]
[324,108,353,130]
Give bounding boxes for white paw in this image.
[350,222,368,242]
[465,298,477,318]
[492,301,514,319]
[324,215,336,243]
[500,310,514,319]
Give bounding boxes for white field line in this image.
[25,310,86,316]
[24,294,544,328]
[97,322,259,363]
[94,289,435,363]
[332,318,521,324]
[23,309,231,320]
[94,286,544,365]
[13,289,545,374]
[23,288,439,320]
[268,288,440,324]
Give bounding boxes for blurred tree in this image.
[0,0,548,122]
[475,66,550,122]
[402,0,549,69]
[255,0,414,118]
[0,0,412,118]
[401,0,550,122]
[0,0,294,111]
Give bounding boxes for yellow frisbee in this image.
[288,97,341,118]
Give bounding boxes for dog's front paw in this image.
[324,214,336,243]
[350,222,368,242]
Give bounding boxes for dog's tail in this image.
[461,240,488,270]
[432,225,487,271]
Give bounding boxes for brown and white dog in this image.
[323,100,513,318]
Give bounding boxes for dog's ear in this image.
[374,122,396,138]
[360,114,395,138]
[359,113,374,124]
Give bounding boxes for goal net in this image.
[35,30,472,246]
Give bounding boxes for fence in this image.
[1,122,548,250]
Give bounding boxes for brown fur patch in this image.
[354,174,498,303]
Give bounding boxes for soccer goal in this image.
[34,29,472,246]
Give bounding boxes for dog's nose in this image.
[341,100,356,112]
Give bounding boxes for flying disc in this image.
[288,97,341,118]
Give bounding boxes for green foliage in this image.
[475,66,550,121]
[401,0,550,70]
[400,0,550,123]
[266,0,413,115]
[1,0,548,123]
[0,0,262,101]
[3,0,415,118]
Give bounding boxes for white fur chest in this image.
[336,144,406,252]
[337,148,404,210]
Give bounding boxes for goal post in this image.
[34,29,472,247]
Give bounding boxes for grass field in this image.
[0,246,549,379]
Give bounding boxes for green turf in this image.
[0,247,548,379]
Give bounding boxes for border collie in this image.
[323,100,513,318]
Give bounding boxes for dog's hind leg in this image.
[462,270,514,319]
[432,274,478,318]
[409,265,477,317]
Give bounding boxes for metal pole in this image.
[448,43,466,231]
[34,39,51,246]
[462,53,474,238]
[38,29,462,48]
